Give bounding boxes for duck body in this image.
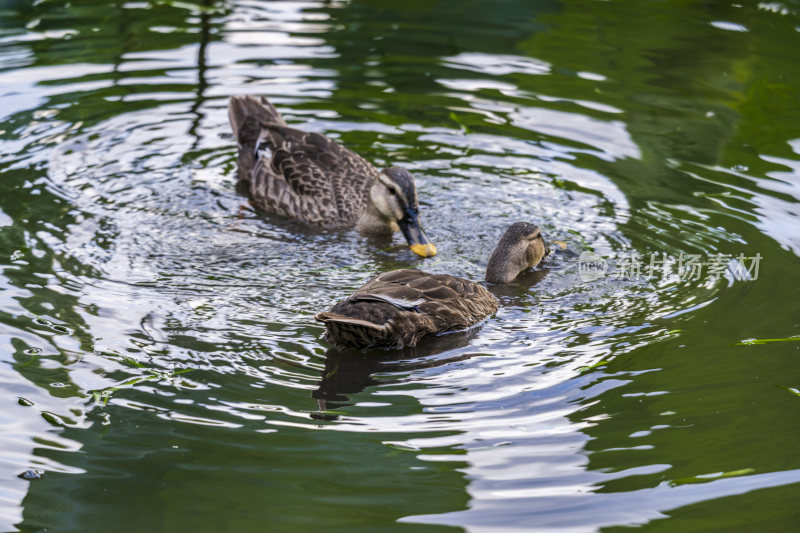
[315,269,498,350]
[316,222,551,350]
[228,95,436,256]
[229,95,374,227]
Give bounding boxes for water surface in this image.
[1,0,799,531]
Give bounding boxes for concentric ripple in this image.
[2,0,800,531]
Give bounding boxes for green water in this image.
[1,0,799,531]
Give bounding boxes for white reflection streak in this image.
[755,140,800,256]
[404,467,800,532]
[510,106,641,161]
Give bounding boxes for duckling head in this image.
[370,167,437,257]
[485,222,549,284]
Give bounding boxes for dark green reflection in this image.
[1,0,800,531]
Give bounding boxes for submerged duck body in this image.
[316,222,550,350]
[228,95,436,257]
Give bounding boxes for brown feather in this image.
[316,222,553,350]
[229,95,379,228]
[316,269,499,350]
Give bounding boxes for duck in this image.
[315,222,550,350]
[228,95,437,257]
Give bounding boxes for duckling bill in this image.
[316,222,549,350]
[228,95,436,257]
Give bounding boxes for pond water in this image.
[1,0,799,531]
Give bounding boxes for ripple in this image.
[2,0,799,531]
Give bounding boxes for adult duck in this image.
[315,222,550,349]
[228,95,436,257]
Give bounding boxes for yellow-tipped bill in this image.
[399,208,437,258]
[410,242,438,258]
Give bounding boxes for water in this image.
[1,0,799,531]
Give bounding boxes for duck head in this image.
[370,167,437,258]
[485,222,549,283]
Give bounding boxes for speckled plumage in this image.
[228,95,382,227]
[315,222,552,350]
[315,269,499,350]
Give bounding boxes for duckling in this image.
[315,222,549,350]
[228,95,436,257]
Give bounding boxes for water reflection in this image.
[1,0,799,531]
[313,329,481,418]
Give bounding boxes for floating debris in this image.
[17,469,44,480]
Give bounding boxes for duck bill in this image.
[399,210,437,257]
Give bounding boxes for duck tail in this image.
[228,95,287,145]
[315,312,392,350]
[228,95,287,184]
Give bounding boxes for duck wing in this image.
[229,95,378,227]
[316,270,499,349]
